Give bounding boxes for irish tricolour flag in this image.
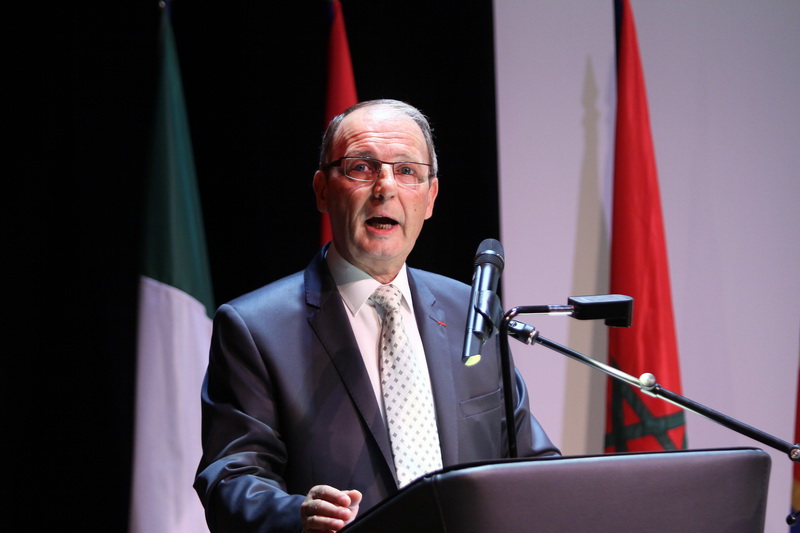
[129,5,213,533]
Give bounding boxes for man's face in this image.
[313,106,439,282]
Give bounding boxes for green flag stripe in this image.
[143,8,214,317]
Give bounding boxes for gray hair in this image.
[318,99,438,178]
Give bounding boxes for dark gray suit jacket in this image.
[194,248,558,533]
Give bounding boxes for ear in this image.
[312,170,329,213]
[424,177,439,220]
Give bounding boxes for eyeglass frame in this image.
[322,156,434,187]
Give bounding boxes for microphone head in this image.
[463,239,505,367]
[475,238,505,271]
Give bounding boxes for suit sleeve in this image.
[194,303,304,533]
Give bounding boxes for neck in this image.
[329,243,404,284]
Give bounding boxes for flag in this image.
[321,0,358,245]
[605,0,686,453]
[792,360,800,531]
[129,4,213,532]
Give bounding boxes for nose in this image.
[372,163,398,199]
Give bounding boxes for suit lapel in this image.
[304,251,396,477]
[409,270,460,466]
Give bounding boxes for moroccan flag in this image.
[129,5,213,533]
[605,0,686,453]
[320,0,358,245]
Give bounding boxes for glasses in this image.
[324,156,432,188]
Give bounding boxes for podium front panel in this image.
[344,447,770,532]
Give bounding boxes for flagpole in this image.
[499,305,800,463]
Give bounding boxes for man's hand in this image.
[301,485,363,532]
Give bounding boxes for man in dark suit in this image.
[194,100,558,532]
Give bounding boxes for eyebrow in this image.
[344,151,421,162]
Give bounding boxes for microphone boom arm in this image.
[499,304,800,463]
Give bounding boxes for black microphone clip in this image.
[567,294,633,327]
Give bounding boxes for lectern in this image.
[344,447,770,532]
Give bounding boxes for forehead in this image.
[334,106,427,159]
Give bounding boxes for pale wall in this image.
[494,2,800,531]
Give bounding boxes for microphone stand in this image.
[498,301,800,467]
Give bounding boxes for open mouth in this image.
[366,216,398,230]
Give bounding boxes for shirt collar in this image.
[326,244,413,316]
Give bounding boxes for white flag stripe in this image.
[130,275,211,533]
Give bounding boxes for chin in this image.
[358,243,409,264]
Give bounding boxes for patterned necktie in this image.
[370,284,443,487]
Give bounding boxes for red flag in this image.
[320,0,358,245]
[605,0,686,453]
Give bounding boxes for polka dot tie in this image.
[371,284,443,487]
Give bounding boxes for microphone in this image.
[462,239,505,366]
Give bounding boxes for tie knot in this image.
[371,284,403,313]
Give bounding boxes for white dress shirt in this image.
[325,244,436,418]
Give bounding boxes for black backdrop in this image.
[10,1,501,529]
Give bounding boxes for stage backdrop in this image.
[495,2,800,532]
[10,2,799,532]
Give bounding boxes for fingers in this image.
[343,489,362,507]
[341,489,362,526]
[301,485,360,532]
